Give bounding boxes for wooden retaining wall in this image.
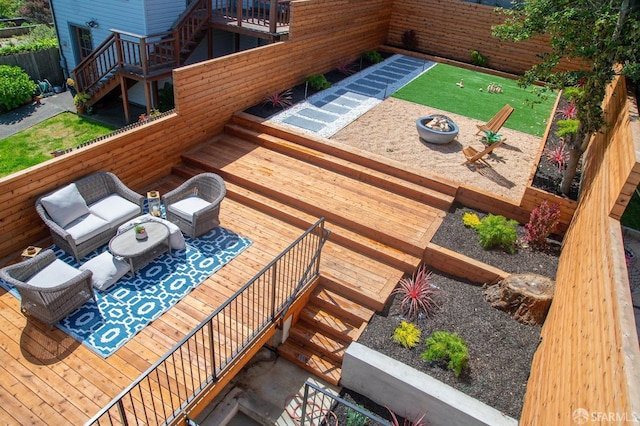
[0,0,391,262]
[520,76,640,425]
[387,0,586,75]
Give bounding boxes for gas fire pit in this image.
[416,115,459,144]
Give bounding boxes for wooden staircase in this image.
[169,113,459,385]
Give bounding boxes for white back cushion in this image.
[41,183,90,228]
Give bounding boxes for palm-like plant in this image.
[481,129,503,145]
[392,265,440,320]
[262,89,293,109]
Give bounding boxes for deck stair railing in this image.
[299,381,391,426]
[87,218,330,426]
[72,0,210,97]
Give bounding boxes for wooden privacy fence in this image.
[387,0,586,75]
[0,48,65,86]
[520,75,640,425]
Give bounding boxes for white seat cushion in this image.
[167,195,210,222]
[27,259,82,289]
[40,183,90,228]
[65,213,111,245]
[80,251,130,291]
[118,214,186,250]
[89,194,140,226]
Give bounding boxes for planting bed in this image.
[348,204,560,421]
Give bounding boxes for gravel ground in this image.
[353,204,561,421]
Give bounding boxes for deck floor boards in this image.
[0,130,448,423]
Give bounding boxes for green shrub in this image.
[393,320,421,349]
[470,50,488,67]
[462,212,481,229]
[421,331,469,377]
[362,50,383,64]
[346,406,368,426]
[0,65,36,112]
[0,37,57,55]
[476,214,518,254]
[305,74,331,91]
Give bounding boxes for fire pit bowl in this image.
[416,115,459,144]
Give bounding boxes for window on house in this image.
[72,25,93,61]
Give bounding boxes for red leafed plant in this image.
[556,100,577,120]
[544,139,570,170]
[524,200,561,248]
[336,58,356,75]
[392,265,440,320]
[262,89,293,109]
[387,408,427,426]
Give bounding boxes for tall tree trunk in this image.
[561,147,581,196]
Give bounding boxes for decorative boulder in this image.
[483,273,554,325]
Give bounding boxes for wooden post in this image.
[144,81,152,115]
[140,36,148,77]
[119,74,131,124]
[269,0,277,34]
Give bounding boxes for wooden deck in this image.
[0,117,455,424]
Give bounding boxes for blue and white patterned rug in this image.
[1,227,252,358]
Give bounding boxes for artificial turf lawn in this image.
[0,112,116,177]
[392,63,558,137]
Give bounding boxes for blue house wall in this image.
[52,0,186,74]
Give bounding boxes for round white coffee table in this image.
[109,220,171,276]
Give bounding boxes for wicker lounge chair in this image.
[0,250,94,327]
[462,139,505,166]
[475,104,514,136]
[162,173,227,239]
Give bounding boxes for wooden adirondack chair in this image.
[475,104,514,135]
[462,139,505,165]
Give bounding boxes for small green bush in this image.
[305,74,331,91]
[362,50,383,64]
[0,65,36,112]
[346,406,368,426]
[0,37,57,56]
[470,50,488,67]
[393,320,421,349]
[421,331,469,377]
[476,214,518,254]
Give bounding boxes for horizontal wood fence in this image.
[0,0,391,263]
[0,1,638,423]
[521,76,640,425]
[387,0,587,75]
[0,48,65,86]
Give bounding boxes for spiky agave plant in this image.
[392,265,440,320]
[262,89,293,109]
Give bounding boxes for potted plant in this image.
[481,129,503,145]
[73,92,90,114]
[135,225,147,240]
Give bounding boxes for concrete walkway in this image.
[0,91,143,140]
[0,91,76,140]
[269,54,435,138]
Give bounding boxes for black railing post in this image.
[270,263,278,319]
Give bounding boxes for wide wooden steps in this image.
[278,284,375,386]
[180,136,445,258]
[169,118,454,385]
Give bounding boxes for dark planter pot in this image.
[416,115,459,144]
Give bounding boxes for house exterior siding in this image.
[51,0,184,74]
